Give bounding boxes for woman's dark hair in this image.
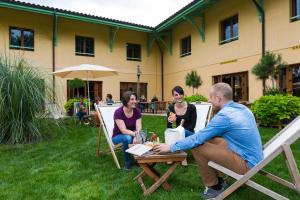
[171,86,184,96]
[122,91,137,107]
[106,93,112,100]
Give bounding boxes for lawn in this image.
[0,115,299,200]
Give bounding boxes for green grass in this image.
[0,116,299,200]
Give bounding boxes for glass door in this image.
[213,71,248,102]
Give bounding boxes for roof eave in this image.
[0,1,154,32]
[155,0,218,32]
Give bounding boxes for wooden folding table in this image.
[133,151,187,196]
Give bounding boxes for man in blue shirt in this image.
[154,83,263,199]
[106,94,114,105]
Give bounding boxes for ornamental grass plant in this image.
[0,55,55,144]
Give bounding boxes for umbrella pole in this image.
[87,71,90,115]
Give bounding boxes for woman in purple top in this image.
[112,91,142,170]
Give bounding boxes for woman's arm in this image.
[184,104,197,132]
[135,118,142,132]
[115,119,135,136]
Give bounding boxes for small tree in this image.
[185,70,203,94]
[252,52,287,93]
[68,78,85,98]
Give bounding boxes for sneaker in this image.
[200,182,228,200]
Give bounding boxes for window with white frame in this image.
[75,36,94,57]
[180,35,191,57]
[220,15,238,44]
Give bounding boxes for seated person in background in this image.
[139,94,147,112]
[106,94,114,105]
[151,95,158,113]
[76,97,88,124]
[112,91,142,170]
[154,83,263,199]
[167,86,197,136]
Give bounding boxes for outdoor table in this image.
[133,151,187,196]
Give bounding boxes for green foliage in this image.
[68,78,85,89]
[264,87,287,96]
[185,70,203,94]
[252,52,287,92]
[0,116,299,200]
[63,98,89,111]
[184,94,208,103]
[251,95,300,126]
[0,56,53,144]
[64,98,79,111]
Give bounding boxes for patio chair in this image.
[47,103,64,119]
[193,102,213,132]
[208,116,300,200]
[74,101,90,124]
[95,103,122,169]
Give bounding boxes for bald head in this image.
[211,83,233,101]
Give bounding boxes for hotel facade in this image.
[0,0,300,108]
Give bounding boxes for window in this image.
[120,82,147,100]
[180,36,191,57]
[291,0,300,21]
[213,71,248,102]
[75,36,94,56]
[9,27,34,51]
[220,15,238,44]
[67,81,102,104]
[126,43,141,61]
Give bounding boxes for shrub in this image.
[0,56,54,144]
[251,95,300,126]
[184,94,208,103]
[64,98,80,111]
[264,87,286,96]
[64,98,89,112]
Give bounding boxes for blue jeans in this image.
[76,111,86,121]
[112,134,133,167]
[185,129,194,137]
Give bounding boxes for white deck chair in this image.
[193,102,212,132]
[208,116,300,200]
[47,103,64,119]
[95,103,122,169]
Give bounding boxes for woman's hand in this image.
[132,131,139,144]
[133,136,138,144]
[168,112,176,123]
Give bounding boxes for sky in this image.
[20,0,194,26]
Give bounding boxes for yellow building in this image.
[0,0,300,109]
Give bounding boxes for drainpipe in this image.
[156,40,164,101]
[52,10,57,102]
[252,0,266,94]
[252,0,265,55]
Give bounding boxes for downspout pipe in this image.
[252,0,266,94]
[52,9,57,102]
[252,0,265,55]
[155,40,164,101]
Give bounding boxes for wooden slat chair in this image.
[208,116,300,200]
[95,103,122,169]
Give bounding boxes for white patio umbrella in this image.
[53,64,118,113]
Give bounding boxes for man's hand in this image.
[153,144,171,154]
